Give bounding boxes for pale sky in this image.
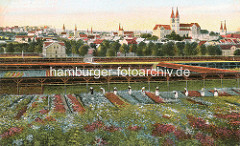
[0,0,239,32]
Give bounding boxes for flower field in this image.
[0,88,240,145]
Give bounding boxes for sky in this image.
[0,0,239,32]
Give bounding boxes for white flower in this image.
[26,134,33,142]
[13,139,23,146]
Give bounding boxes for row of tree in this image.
[0,39,44,53]
[95,40,222,57]
[0,39,222,57]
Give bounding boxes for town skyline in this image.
[0,0,240,32]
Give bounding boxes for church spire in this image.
[224,20,227,31]
[171,7,175,18]
[75,24,77,31]
[220,21,223,31]
[176,7,179,18]
[63,24,65,32]
[119,23,121,31]
[91,27,93,34]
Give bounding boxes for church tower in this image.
[74,24,77,38]
[220,21,227,35]
[63,24,65,32]
[118,23,124,36]
[175,7,180,34]
[170,8,175,32]
[224,20,227,35]
[220,21,224,35]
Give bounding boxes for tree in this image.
[209,31,217,36]
[148,35,159,41]
[165,31,184,41]
[97,45,107,56]
[0,47,4,53]
[151,44,158,56]
[155,43,164,56]
[234,49,240,56]
[137,42,146,56]
[184,42,198,56]
[64,40,72,55]
[34,45,42,53]
[14,46,22,53]
[144,42,154,56]
[110,41,121,56]
[119,44,129,56]
[78,45,89,56]
[129,44,137,53]
[162,42,175,56]
[28,38,31,42]
[200,29,209,34]
[176,42,185,56]
[140,33,152,39]
[200,44,207,55]
[6,43,14,53]
[27,45,35,52]
[106,48,115,57]
[207,45,222,56]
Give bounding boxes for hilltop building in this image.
[153,7,201,39]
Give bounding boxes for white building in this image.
[220,45,240,56]
[153,7,201,40]
[42,40,66,58]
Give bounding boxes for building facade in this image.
[42,40,66,58]
[153,7,201,40]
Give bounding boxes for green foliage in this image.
[97,45,107,57]
[165,31,184,41]
[129,44,137,53]
[162,42,175,56]
[209,31,218,36]
[78,44,89,56]
[140,33,158,41]
[184,42,198,56]
[110,41,121,56]
[200,44,207,55]
[140,33,152,39]
[0,47,4,53]
[34,45,42,53]
[234,49,240,56]
[200,29,209,34]
[106,48,115,57]
[119,44,129,56]
[207,45,222,55]
[148,35,159,41]
[176,42,185,56]
[6,43,15,52]
[143,41,154,56]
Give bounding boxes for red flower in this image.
[105,93,128,107]
[145,92,164,103]
[128,126,142,131]
[174,129,191,140]
[152,123,175,137]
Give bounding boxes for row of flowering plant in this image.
[53,95,66,113]
[187,115,240,142]
[0,127,24,139]
[105,93,128,107]
[145,92,164,104]
[67,94,85,113]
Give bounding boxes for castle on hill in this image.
[153,7,201,40]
